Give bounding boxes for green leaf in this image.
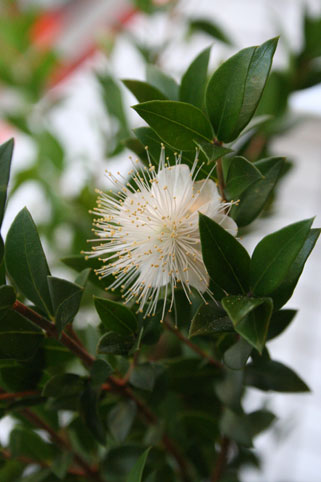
[189,301,234,337]
[80,381,106,445]
[179,46,211,108]
[0,348,44,392]
[206,37,278,142]
[247,409,276,438]
[245,359,309,392]
[230,157,284,226]
[146,65,179,100]
[97,331,135,356]
[132,100,213,150]
[189,19,233,45]
[5,208,53,316]
[61,255,113,291]
[220,408,252,447]
[10,426,56,461]
[250,218,314,296]
[199,214,250,294]
[37,130,64,171]
[194,140,232,164]
[223,337,252,370]
[222,296,273,352]
[0,285,16,313]
[43,373,84,398]
[47,276,83,334]
[51,452,73,480]
[0,309,43,360]
[224,156,263,200]
[90,359,113,386]
[75,267,91,288]
[126,447,151,482]
[129,362,162,391]
[215,369,243,411]
[267,309,297,341]
[97,72,129,138]
[108,400,137,443]
[269,229,320,309]
[0,138,14,229]
[94,296,137,335]
[122,79,167,102]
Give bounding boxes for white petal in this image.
[190,179,221,217]
[152,164,193,199]
[213,213,238,237]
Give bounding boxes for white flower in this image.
[86,147,237,321]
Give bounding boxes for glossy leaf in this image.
[48,276,83,335]
[230,157,284,226]
[245,359,309,392]
[94,296,137,335]
[122,79,167,102]
[199,214,250,294]
[43,373,84,398]
[97,331,135,356]
[194,140,232,164]
[267,309,297,341]
[61,255,112,291]
[5,208,53,316]
[0,285,16,313]
[206,37,278,142]
[269,229,320,309]
[126,447,151,482]
[10,426,56,461]
[189,301,234,337]
[90,359,113,386]
[133,100,213,150]
[224,156,263,200]
[0,348,44,392]
[179,46,211,108]
[223,337,253,370]
[222,295,273,352]
[250,218,314,296]
[0,138,14,228]
[146,65,179,100]
[0,309,43,360]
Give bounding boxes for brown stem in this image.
[21,409,102,482]
[1,448,87,476]
[163,321,223,369]
[13,301,95,368]
[216,157,226,201]
[13,301,191,481]
[210,437,230,482]
[0,390,39,401]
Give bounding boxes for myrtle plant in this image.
[0,35,319,482]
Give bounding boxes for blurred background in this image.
[0,0,320,480]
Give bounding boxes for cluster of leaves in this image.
[0,29,319,482]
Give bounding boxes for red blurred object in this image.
[30,10,64,50]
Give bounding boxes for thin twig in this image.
[163,321,223,369]
[21,409,102,482]
[216,157,226,201]
[0,448,86,476]
[13,301,192,482]
[13,300,95,368]
[210,437,230,482]
[0,390,39,401]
